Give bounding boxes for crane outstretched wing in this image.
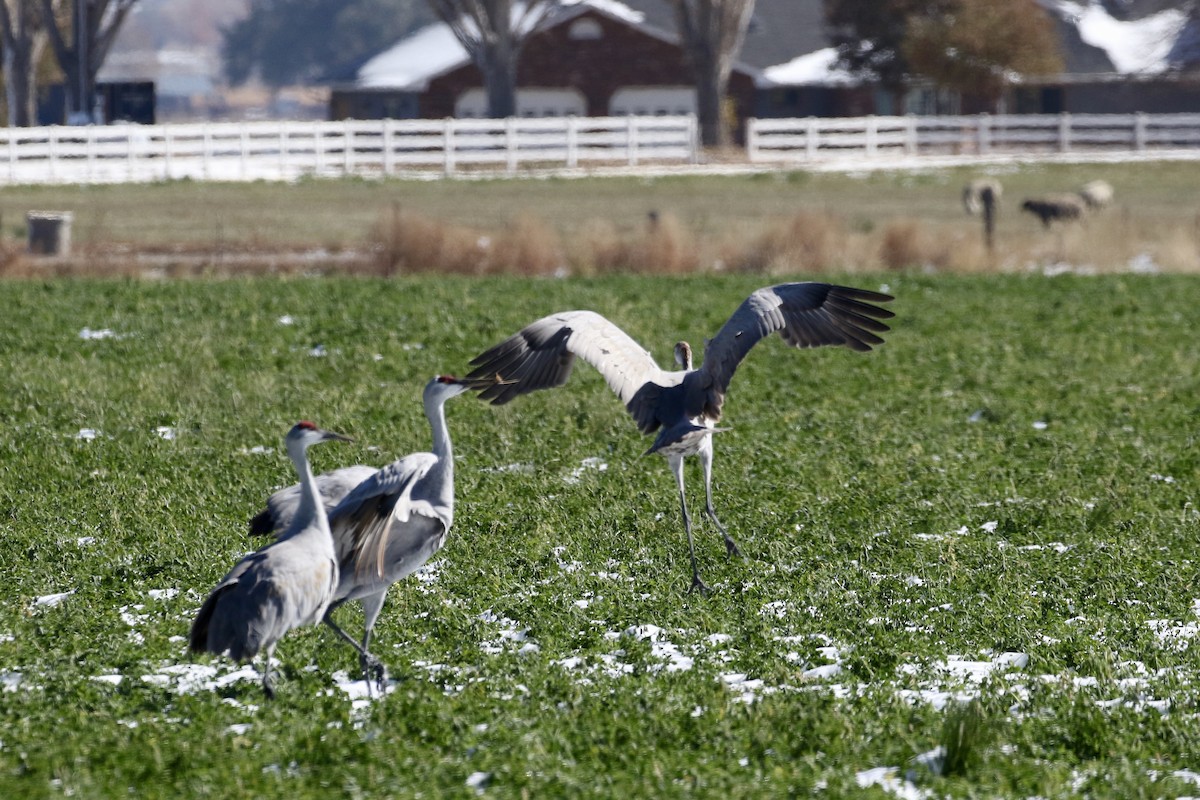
[690,283,894,419]
[326,453,438,578]
[250,465,379,537]
[466,310,678,432]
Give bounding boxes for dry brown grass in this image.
[730,211,846,273]
[371,205,485,276]
[486,214,563,276]
[6,163,1200,277]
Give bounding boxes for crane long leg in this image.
[359,591,390,693]
[260,644,277,700]
[669,455,708,594]
[322,605,388,698]
[699,443,742,558]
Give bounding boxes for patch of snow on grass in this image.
[564,456,608,484]
[1147,618,1200,651]
[855,765,931,799]
[141,662,261,694]
[79,327,125,340]
[34,590,75,608]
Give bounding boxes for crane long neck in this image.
[426,393,454,470]
[287,438,325,538]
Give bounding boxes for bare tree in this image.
[39,0,137,123]
[666,0,756,147]
[425,0,555,119]
[0,0,61,126]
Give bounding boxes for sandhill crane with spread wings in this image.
[248,375,498,694]
[466,283,894,593]
[190,421,352,699]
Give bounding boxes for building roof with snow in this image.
[351,0,1199,106]
[357,0,682,91]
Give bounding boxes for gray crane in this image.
[247,375,496,694]
[466,282,894,593]
[190,421,352,699]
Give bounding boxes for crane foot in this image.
[361,653,389,696]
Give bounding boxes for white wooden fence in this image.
[747,112,1200,162]
[0,115,699,185]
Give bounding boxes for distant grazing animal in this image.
[191,421,351,699]
[1021,194,1086,228]
[248,375,499,694]
[964,178,1003,250]
[1078,180,1114,209]
[962,178,1003,216]
[465,283,894,593]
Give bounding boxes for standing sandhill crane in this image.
[466,283,894,593]
[247,375,497,693]
[190,421,352,699]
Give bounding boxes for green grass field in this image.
[0,274,1198,798]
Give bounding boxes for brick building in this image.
[330,1,756,125]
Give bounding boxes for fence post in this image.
[7,129,15,183]
[314,123,325,175]
[688,114,699,164]
[240,124,250,179]
[1058,112,1071,152]
[84,127,95,182]
[202,124,212,180]
[506,117,518,175]
[566,116,578,168]
[1134,111,1147,152]
[745,118,758,161]
[977,112,990,155]
[127,127,137,181]
[343,120,354,176]
[865,115,877,156]
[163,126,173,179]
[48,128,58,182]
[443,118,456,175]
[627,116,639,166]
[383,120,394,175]
[278,122,288,180]
[806,117,818,160]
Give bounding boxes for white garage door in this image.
[456,88,587,118]
[609,87,695,117]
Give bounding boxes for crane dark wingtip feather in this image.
[248,509,276,537]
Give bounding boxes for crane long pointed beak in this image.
[321,430,354,443]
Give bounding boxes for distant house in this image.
[332,0,1200,130]
[330,0,756,126]
[1008,1,1200,114]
